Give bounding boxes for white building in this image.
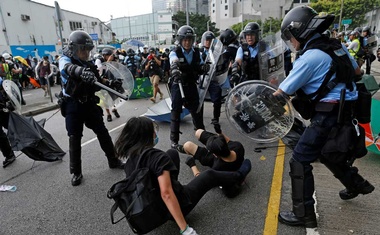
[210,0,310,30]
[0,0,112,59]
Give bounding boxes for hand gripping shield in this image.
[225,80,294,143]
[2,80,22,114]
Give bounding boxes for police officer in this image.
[59,30,124,186]
[169,25,209,150]
[199,31,223,133]
[0,77,16,168]
[230,22,266,85]
[275,6,374,227]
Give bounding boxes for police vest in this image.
[175,46,201,83]
[64,58,101,100]
[241,41,266,80]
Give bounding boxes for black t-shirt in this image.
[124,148,189,206]
[212,141,245,172]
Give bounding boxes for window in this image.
[225,5,228,10]
[213,3,215,6]
[225,0,227,2]
[301,0,309,2]
[213,10,215,13]
[225,14,227,16]
[69,21,83,31]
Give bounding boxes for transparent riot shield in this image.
[2,80,22,114]
[197,39,229,112]
[96,61,134,109]
[225,80,294,143]
[258,31,286,87]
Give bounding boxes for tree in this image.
[172,11,219,43]
[310,0,380,31]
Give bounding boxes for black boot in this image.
[69,135,82,186]
[108,158,125,169]
[0,132,16,168]
[339,180,375,200]
[278,207,317,228]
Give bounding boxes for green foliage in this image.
[310,0,380,30]
[230,18,282,37]
[172,11,220,43]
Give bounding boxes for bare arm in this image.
[158,170,187,231]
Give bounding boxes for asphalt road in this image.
[1,64,380,234]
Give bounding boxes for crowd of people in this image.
[1,4,378,234]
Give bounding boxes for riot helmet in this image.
[126,48,135,56]
[281,6,335,52]
[220,28,237,46]
[149,47,155,53]
[2,53,11,60]
[177,25,195,49]
[68,30,94,61]
[322,29,331,38]
[201,31,215,49]
[354,27,362,34]
[243,22,260,41]
[102,48,114,56]
[239,31,246,44]
[362,26,371,37]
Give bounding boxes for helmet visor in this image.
[281,27,298,53]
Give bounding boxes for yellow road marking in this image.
[263,139,286,235]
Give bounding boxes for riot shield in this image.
[96,61,134,109]
[258,31,286,87]
[2,80,22,114]
[225,80,294,143]
[197,39,228,112]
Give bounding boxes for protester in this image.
[145,47,163,103]
[114,116,252,234]
[178,129,246,198]
[276,6,374,228]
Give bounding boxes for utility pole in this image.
[338,0,344,31]
[186,0,189,25]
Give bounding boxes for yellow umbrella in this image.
[13,56,29,67]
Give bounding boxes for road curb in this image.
[21,104,60,116]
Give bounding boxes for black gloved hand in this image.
[80,69,96,84]
[108,79,123,89]
[230,61,240,84]
[200,63,210,74]
[5,101,15,111]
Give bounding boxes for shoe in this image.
[21,100,26,105]
[339,180,375,200]
[278,210,317,228]
[172,143,186,154]
[150,97,156,103]
[71,173,83,186]
[107,115,112,122]
[109,159,125,169]
[112,109,120,118]
[3,156,16,168]
[185,157,196,168]
[237,159,252,183]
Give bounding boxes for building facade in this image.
[0,0,113,59]
[153,0,208,16]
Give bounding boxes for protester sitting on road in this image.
[176,129,246,198]
[114,116,252,234]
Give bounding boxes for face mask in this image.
[153,132,159,146]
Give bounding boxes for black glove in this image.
[80,69,96,84]
[200,63,210,74]
[170,62,182,83]
[5,101,15,111]
[108,79,122,89]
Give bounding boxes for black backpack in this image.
[107,150,169,234]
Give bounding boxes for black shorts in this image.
[193,130,218,167]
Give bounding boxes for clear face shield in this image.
[281,27,299,53]
[73,44,94,61]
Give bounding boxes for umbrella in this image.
[7,112,65,161]
[360,98,380,154]
[130,77,153,99]
[126,39,144,47]
[13,56,29,67]
[143,98,190,123]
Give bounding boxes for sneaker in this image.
[172,143,186,154]
[3,156,16,168]
[185,157,196,168]
[150,97,156,103]
[107,115,112,122]
[71,173,83,186]
[339,180,375,200]
[112,109,120,118]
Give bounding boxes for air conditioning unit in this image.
[21,14,30,21]
[92,22,98,26]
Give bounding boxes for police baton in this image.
[94,81,129,100]
[177,79,186,101]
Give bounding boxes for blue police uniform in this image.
[235,41,267,81]
[169,46,205,145]
[59,53,121,178]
